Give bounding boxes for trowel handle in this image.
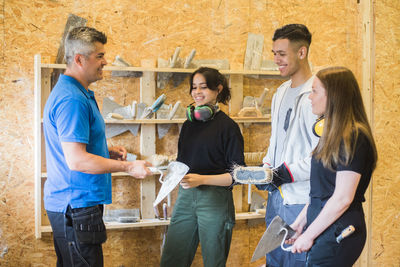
[148,167,164,182]
[148,167,158,173]
[280,227,293,252]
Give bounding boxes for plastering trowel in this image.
[153,161,189,208]
[251,215,295,262]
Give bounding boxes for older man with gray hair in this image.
[43,26,152,266]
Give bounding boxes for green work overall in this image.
[160,185,235,267]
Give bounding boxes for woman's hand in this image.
[290,233,313,253]
[285,204,308,245]
[180,174,204,189]
[285,223,303,245]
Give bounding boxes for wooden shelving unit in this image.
[34,54,274,238]
[39,211,264,234]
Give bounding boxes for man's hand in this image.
[255,163,278,191]
[180,174,204,189]
[125,160,153,179]
[109,146,127,161]
[255,183,278,192]
[271,162,293,187]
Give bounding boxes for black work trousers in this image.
[306,199,366,267]
[47,205,106,267]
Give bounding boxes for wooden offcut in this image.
[51,14,87,88]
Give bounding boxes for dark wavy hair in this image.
[189,67,231,105]
[273,24,312,55]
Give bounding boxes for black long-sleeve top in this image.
[177,111,245,177]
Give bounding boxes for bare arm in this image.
[286,203,309,244]
[290,170,361,253]
[61,142,152,178]
[180,173,233,189]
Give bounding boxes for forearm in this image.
[68,151,129,174]
[301,196,350,241]
[292,203,309,229]
[200,173,233,186]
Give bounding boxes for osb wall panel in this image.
[0,0,375,266]
[372,1,400,266]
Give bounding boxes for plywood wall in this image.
[0,0,398,266]
[372,1,400,266]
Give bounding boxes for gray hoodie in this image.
[263,76,319,204]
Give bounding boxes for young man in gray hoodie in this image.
[257,24,319,267]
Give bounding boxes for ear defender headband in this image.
[186,103,219,122]
[312,116,325,137]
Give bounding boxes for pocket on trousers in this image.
[71,205,107,245]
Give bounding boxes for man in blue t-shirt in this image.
[43,26,152,266]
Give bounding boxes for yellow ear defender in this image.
[312,116,325,137]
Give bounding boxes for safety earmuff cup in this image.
[312,116,325,137]
[186,103,218,122]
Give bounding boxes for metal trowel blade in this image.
[251,215,295,262]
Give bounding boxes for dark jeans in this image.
[47,205,106,267]
[265,190,306,267]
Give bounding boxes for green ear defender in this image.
[186,103,219,122]
[312,116,325,137]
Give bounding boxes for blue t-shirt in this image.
[43,74,111,213]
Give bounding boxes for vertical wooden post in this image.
[34,54,42,239]
[140,59,156,219]
[229,74,243,116]
[360,0,374,266]
[230,73,244,212]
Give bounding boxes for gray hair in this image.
[64,27,107,65]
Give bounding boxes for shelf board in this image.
[104,117,270,124]
[40,63,280,76]
[105,118,186,124]
[230,116,271,123]
[41,171,161,178]
[40,212,264,233]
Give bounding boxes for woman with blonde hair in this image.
[287,66,377,267]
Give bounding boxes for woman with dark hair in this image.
[160,67,245,267]
[287,66,377,267]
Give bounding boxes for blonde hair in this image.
[313,67,377,171]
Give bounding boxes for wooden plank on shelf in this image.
[105,119,186,124]
[40,63,281,76]
[51,14,87,88]
[103,117,270,124]
[40,212,265,233]
[236,212,265,220]
[231,116,271,123]
[244,33,264,71]
[140,59,156,220]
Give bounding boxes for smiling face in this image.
[272,38,302,78]
[81,41,107,84]
[191,73,220,106]
[309,77,328,116]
